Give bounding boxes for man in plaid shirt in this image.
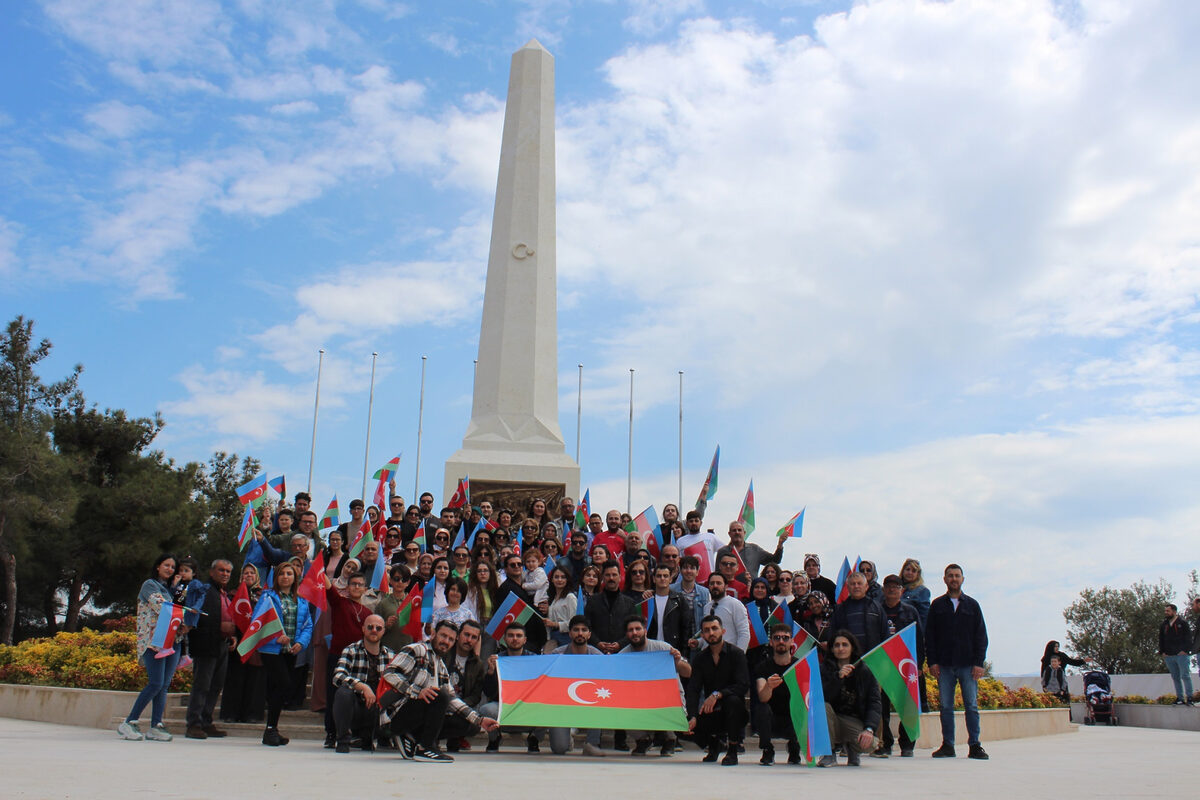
[380,619,499,762]
[331,614,395,754]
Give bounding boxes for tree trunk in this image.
[42,584,58,634]
[64,573,92,632]
[0,514,16,645]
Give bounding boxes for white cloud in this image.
[425,31,461,56]
[83,101,156,138]
[623,0,705,36]
[0,218,21,277]
[270,100,320,116]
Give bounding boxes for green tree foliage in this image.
[0,317,82,644]
[1063,579,1176,674]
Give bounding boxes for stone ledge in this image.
[1069,702,1200,732]
[0,684,188,729]
[912,708,1074,748]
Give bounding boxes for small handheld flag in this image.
[834,556,852,604]
[236,602,285,663]
[485,592,536,640]
[738,480,756,537]
[370,553,388,594]
[693,445,720,514]
[347,520,373,560]
[448,476,470,509]
[394,583,424,642]
[319,496,339,531]
[860,622,922,740]
[420,577,437,623]
[783,645,833,762]
[372,453,402,509]
[297,551,328,613]
[634,596,653,627]
[150,602,186,657]
[236,505,255,551]
[268,475,287,499]
[574,489,591,531]
[776,508,804,541]
[231,581,254,634]
[236,473,269,507]
[625,506,662,558]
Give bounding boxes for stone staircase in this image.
[109,693,328,740]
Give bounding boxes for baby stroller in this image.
[1082,670,1117,725]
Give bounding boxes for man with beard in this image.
[754,622,802,765]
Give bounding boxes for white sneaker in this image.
[581,743,606,757]
[145,724,173,742]
[118,721,144,741]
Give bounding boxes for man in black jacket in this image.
[925,563,988,760]
[185,559,234,739]
[686,614,749,766]
[1159,603,1194,705]
[873,574,924,757]
[827,572,888,653]
[647,565,693,654]
[585,562,636,653]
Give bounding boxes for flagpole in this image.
[575,363,582,464]
[627,368,634,514]
[414,355,427,501]
[678,370,683,510]
[307,349,324,493]
[362,352,378,500]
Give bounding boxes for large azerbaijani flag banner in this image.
[860,622,922,740]
[498,652,688,731]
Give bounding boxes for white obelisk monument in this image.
[444,40,580,504]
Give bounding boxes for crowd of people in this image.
[117,489,993,765]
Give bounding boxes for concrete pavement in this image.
[2,717,1196,799]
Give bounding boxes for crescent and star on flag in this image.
[566,680,613,705]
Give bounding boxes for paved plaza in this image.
[3,718,1197,799]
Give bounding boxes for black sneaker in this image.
[398,734,418,760]
[262,728,286,747]
[786,741,802,764]
[526,734,540,753]
[659,739,674,757]
[721,745,739,766]
[846,750,861,766]
[931,743,955,758]
[759,745,774,766]
[613,732,629,751]
[702,743,721,763]
[900,748,914,758]
[632,737,650,755]
[335,739,350,754]
[968,744,989,760]
[485,737,500,753]
[871,745,890,758]
[414,746,454,763]
[323,732,336,749]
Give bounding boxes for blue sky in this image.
[4,0,1199,672]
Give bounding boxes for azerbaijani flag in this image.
[498,652,688,731]
[297,551,328,613]
[634,596,653,627]
[485,592,535,640]
[319,496,339,531]
[860,622,922,740]
[448,476,469,509]
[465,518,488,550]
[747,605,770,649]
[574,489,591,531]
[776,508,805,541]
[782,646,833,761]
[370,553,388,593]
[853,555,862,574]
[412,523,427,554]
[372,453,401,508]
[268,475,286,500]
[834,556,852,604]
[420,577,437,624]
[347,520,373,560]
[625,506,662,558]
[693,445,719,514]
[236,602,285,663]
[236,473,268,507]
[150,602,186,657]
[452,521,468,550]
[738,480,756,537]
[236,505,255,551]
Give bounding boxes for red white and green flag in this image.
[485,592,536,640]
[267,475,286,500]
[236,602,285,663]
[738,480,756,537]
[860,622,922,740]
[782,646,833,762]
[634,596,653,627]
[393,583,425,642]
[372,454,402,509]
[319,496,339,531]
[693,445,719,515]
[776,508,805,542]
[498,651,687,731]
[236,505,255,551]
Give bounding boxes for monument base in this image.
[443,447,579,515]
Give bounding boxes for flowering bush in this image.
[922,673,1066,710]
[0,627,191,692]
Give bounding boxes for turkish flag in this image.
[297,551,328,612]
[683,542,712,582]
[231,581,254,634]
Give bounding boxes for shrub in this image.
[923,672,1065,710]
[0,629,191,692]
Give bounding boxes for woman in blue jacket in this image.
[254,562,312,746]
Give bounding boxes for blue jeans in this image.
[936,665,980,746]
[127,648,182,727]
[1164,654,1194,701]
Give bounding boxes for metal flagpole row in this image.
[307,349,324,494]
[414,355,427,502]
[627,368,634,514]
[361,352,378,500]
